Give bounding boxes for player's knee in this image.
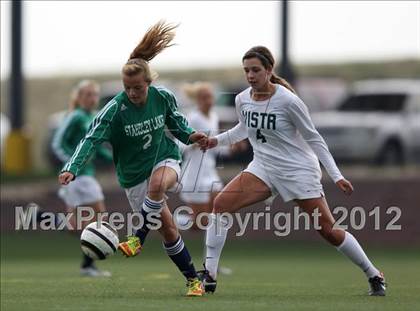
[148,180,166,198]
[319,226,343,246]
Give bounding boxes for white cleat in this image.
[218,266,233,276]
[80,267,112,277]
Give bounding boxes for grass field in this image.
[1,232,419,311]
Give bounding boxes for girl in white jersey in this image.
[179,83,233,276]
[198,46,386,296]
[179,82,225,227]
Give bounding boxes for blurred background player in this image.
[179,82,225,227]
[199,46,386,296]
[51,80,113,277]
[178,82,232,275]
[58,21,208,296]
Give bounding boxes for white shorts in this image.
[179,170,224,204]
[244,160,324,203]
[58,175,104,207]
[124,158,181,212]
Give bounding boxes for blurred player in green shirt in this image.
[52,80,113,277]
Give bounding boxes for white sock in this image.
[142,196,164,213]
[205,213,229,279]
[336,231,380,278]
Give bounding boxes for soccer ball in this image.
[80,221,119,260]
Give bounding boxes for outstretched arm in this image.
[205,95,248,149]
[212,122,248,147]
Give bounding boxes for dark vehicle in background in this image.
[48,78,419,168]
[312,80,420,165]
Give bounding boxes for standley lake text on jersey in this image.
[124,115,165,137]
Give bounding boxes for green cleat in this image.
[118,236,142,257]
[186,278,205,297]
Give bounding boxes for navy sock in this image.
[164,236,197,280]
[135,226,150,246]
[81,253,94,268]
[134,197,163,245]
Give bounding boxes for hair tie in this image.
[254,52,273,66]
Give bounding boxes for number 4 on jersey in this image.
[256,129,267,143]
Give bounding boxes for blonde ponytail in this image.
[129,20,177,61]
[122,21,178,82]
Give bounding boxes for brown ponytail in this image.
[122,21,178,83]
[242,46,296,94]
[270,74,296,94]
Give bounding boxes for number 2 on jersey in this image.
[142,134,152,150]
[256,129,267,143]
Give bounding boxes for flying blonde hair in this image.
[122,20,178,83]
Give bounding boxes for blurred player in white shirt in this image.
[198,46,386,297]
[179,82,224,226]
[179,82,233,276]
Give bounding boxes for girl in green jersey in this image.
[52,80,113,277]
[59,21,207,296]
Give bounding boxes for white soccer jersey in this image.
[183,110,220,169]
[216,85,343,183]
[180,110,226,197]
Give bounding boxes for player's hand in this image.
[336,178,353,195]
[59,172,75,185]
[207,137,218,150]
[189,132,208,149]
[200,137,218,151]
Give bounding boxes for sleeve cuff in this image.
[61,168,77,180]
[332,175,344,183]
[185,129,196,145]
[215,132,230,146]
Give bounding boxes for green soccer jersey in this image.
[62,85,195,188]
[52,107,113,176]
